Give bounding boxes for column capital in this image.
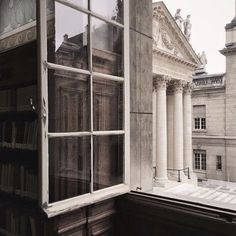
[153,75,171,90]
[173,80,184,93]
[184,82,193,94]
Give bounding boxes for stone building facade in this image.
[152,2,200,185]
[192,14,236,182]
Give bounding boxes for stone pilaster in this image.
[183,82,193,173]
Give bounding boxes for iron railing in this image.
[167,167,190,182]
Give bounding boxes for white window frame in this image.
[194,150,206,171]
[38,0,130,217]
[194,117,206,130]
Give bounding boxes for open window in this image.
[38,0,130,216]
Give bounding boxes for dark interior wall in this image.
[115,193,236,236]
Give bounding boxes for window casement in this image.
[38,0,130,217]
[194,117,206,130]
[194,150,206,171]
[216,155,222,171]
[193,105,206,130]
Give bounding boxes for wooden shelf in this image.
[0,110,37,121]
[0,147,37,165]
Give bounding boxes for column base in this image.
[154,177,170,188]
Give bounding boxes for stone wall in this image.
[192,89,226,180]
[129,0,153,191]
[192,89,225,136]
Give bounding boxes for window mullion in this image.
[89,10,94,194]
[38,0,49,207]
[124,0,130,186]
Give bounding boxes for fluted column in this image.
[155,76,169,182]
[167,87,174,170]
[173,81,184,170]
[183,82,193,172]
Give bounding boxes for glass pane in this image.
[93,135,123,191]
[91,0,123,23]
[48,70,90,132]
[0,0,36,36]
[67,0,88,9]
[92,18,123,76]
[93,78,123,131]
[48,2,89,70]
[49,136,91,203]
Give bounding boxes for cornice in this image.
[153,48,198,69]
[220,46,236,55]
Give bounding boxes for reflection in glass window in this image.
[92,18,123,76]
[93,77,123,131]
[93,135,123,191]
[67,0,88,9]
[91,0,123,23]
[45,0,126,205]
[0,0,36,35]
[48,2,89,70]
[49,136,91,203]
[48,70,90,133]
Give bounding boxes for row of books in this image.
[0,207,40,236]
[0,85,37,112]
[0,120,38,150]
[0,163,38,200]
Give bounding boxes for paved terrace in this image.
[150,179,236,211]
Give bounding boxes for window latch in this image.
[42,98,47,125]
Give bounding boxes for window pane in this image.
[202,154,206,170]
[48,70,90,132]
[66,0,88,9]
[48,2,89,70]
[0,0,36,36]
[92,18,123,76]
[91,0,123,23]
[93,135,123,191]
[93,78,123,131]
[49,136,91,203]
[201,118,206,129]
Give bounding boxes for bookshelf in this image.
[0,41,42,235]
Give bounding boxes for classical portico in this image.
[152,2,201,185]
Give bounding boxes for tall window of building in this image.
[194,150,206,171]
[193,105,206,130]
[38,0,129,215]
[216,155,222,170]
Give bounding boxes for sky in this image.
[153,0,235,74]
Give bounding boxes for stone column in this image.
[173,81,184,171]
[155,76,169,182]
[167,87,174,170]
[183,83,193,173]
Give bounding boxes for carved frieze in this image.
[161,31,174,50]
[193,76,225,89]
[152,3,199,66]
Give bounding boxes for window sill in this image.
[193,129,207,133]
[43,184,129,218]
[194,169,207,173]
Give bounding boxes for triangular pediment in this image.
[153,2,200,67]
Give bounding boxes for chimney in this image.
[63,34,68,42]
